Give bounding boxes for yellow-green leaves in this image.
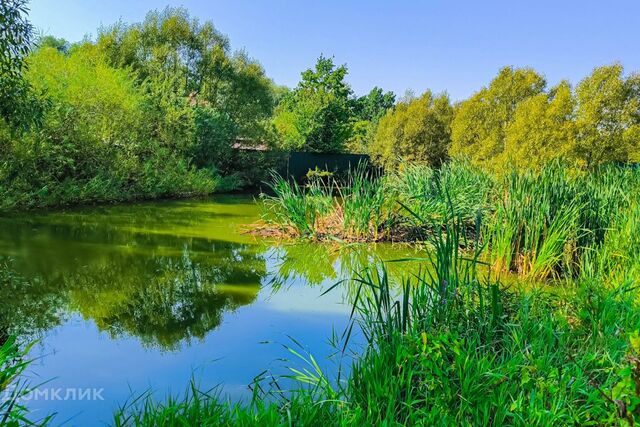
[450,66,546,170]
[449,64,640,171]
[575,64,640,167]
[504,81,577,170]
[370,90,454,168]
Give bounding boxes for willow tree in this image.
[96,7,275,144]
[574,64,640,166]
[503,81,577,169]
[370,90,453,168]
[450,67,546,169]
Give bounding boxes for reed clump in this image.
[257,161,640,281]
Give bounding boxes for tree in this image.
[0,43,215,208]
[273,55,353,153]
[503,81,577,169]
[37,35,70,54]
[22,45,148,184]
[370,90,454,168]
[190,106,236,170]
[0,0,41,131]
[574,64,640,166]
[96,7,275,148]
[351,87,396,123]
[451,65,640,170]
[347,87,395,153]
[450,67,546,169]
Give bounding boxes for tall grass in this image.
[339,164,388,240]
[485,162,640,281]
[486,165,580,279]
[387,160,492,226]
[0,336,52,426]
[260,160,494,242]
[261,161,640,282]
[262,165,391,241]
[262,173,332,237]
[337,203,640,425]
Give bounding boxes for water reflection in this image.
[67,245,263,350]
[265,242,423,292]
[0,197,267,350]
[0,196,428,425]
[0,196,421,351]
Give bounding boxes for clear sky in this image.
[27,0,640,100]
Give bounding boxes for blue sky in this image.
[28,0,640,100]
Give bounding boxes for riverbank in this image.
[0,172,250,213]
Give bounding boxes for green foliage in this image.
[97,7,275,141]
[339,164,387,239]
[94,6,276,188]
[504,81,577,169]
[388,160,493,225]
[485,163,640,280]
[273,55,353,153]
[346,87,395,153]
[1,336,51,426]
[350,87,396,123]
[0,0,31,75]
[486,164,577,278]
[191,106,237,170]
[450,64,640,170]
[263,160,493,242]
[450,66,546,170]
[0,45,217,210]
[37,35,70,53]
[263,174,333,237]
[0,0,42,131]
[574,64,640,167]
[370,90,454,168]
[610,332,640,425]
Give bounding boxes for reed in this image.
[262,173,333,237]
[0,336,52,426]
[339,163,388,240]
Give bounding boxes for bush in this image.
[0,45,218,210]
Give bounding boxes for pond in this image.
[0,195,422,425]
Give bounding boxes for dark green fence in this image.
[280,151,371,182]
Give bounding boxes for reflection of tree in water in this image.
[0,198,422,351]
[68,244,264,350]
[266,243,425,298]
[267,244,338,287]
[0,203,267,351]
[0,258,68,340]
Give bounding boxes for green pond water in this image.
[0,195,422,425]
